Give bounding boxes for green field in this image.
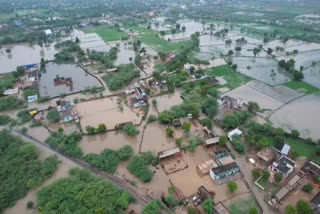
[228,197,259,214]
[283,81,320,94]
[205,65,252,90]
[83,25,128,42]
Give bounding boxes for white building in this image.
[228,128,242,141]
[44,29,53,37]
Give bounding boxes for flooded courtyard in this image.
[39,62,102,97]
[155,91,184,113]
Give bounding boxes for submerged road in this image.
[8,128,153,207]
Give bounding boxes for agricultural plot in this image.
[277,49,320,70]
[302,63,320,88]
[83,25,128,42]
[232,57,291,85]
[269,94,320,140]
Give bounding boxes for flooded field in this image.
[269,94,320,140]
[39,62,102,97]
[232,57,291,85]
[198,58,227,69]
[303,63,320,88]
[80,131,140,154]
[109,42,136,66]
[224,82,284,113]
[155,91,183,113]
[76,31,111,52]
[0,42,58,74]
[278,50,320,71]
[162,20,207,41]
[76,97,143,131]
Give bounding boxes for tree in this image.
[219,136,228,147]
[96,124,107,133]
[171,29,176,34]
[202,199,215,214]
[285,205,297,214]
[248,101,260,113]
[249,208,258,214]
[86,126,96,135]
[118,145,134,161]
[152,99,157,106]
[200,118,213,129]
[274,172,283,183]
[231,64,237,71]
[291,130,300,138]
[166,128,174,137]
[228,50,234,56]
[182,26,186,31]
[228,181,238,193]
[182,122,192,133]
[75,37,80,43]
[296,200,312,214]
[123,123,139,136]
[165,194,174,206]
[47,109,60,122]
[252,169,261,181]
[40,57,46,70]
[160,31,165,36]
[26,201,34,209]
[175,23,180,30]
[267,48,273,55]
[303,183,314,193]
[293,70,304,81]
[263,171,270,180]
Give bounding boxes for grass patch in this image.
[283,81,320,94]
[257,177,269,189]
[228,197,259,214]
[83,25,128,42]
[205,65,252,89]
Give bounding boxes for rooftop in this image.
[204,137,219,146]
[257,147,277,163]
[275,156,295,175]
[212,162,239,175]
[158,147,180,159]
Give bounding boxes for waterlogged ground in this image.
[0,42,58,74]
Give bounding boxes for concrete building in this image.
[209,162,240,180]
[228,128,242,141]
[270,156,296,178]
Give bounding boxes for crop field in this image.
[83,25,128,42]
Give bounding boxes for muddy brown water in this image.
[0,43,58,74]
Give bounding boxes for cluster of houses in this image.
[125,87,148,108]
[56,100,79,123]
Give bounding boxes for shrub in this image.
[219,136,228,147]
[147,115,157,123]
[127,155,154,183]
[29,121,42,128]
[263,171,270,180]
[182,122,192,133]
[46,109,60,122]
[291,130,300,138]
[0,96,25,112]
[296,200,312,214]
[0,115,12,125]
[228,181,238,193]
[274,172,283,183]
[118,145,134,161]
[249,208,258,214]
[96,124,107,133]
[26,201,34,209]
[303,183,314,193]
[285,205,297,214]
[200,118,213,129]
[252,169,261,181]
[123,123,139,136]
[165,194,174,206]
[86,125,96,135]
[202,199,215,214]
[166,128,174,137]
[142,200,161,214]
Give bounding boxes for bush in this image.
[165,194,174,206]
[17,110,32,124]
[274,172,283,183]
[86,125,96,134]
[202,199,215,214]
[127,152,157,183]
[26,201,34,209]
[118,145,134,161]
[263,171,270,180]
[46,109,60,122]
[84,149,119,173]
[249,208,258,214]
[0,96,25,112]
[303,183,314,193]
[96,124,107,133]
[219,136,228,147]
[29,121,42,128]
[0,115,12,125]
[291,130,300,138]
[182,122,192,132]
[228,181,238,193]
[285,205,297,214]
[142,200,161,214]
[123,123,139,136]
[252,169,261,181]
[147,115,158,123]
[200,118,213,129]
[166,128,174,137]
[296,200,312,214]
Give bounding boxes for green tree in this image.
[228,181,238,193]
[86,125,96,135]
[248,101,260,113]
[166,128,174,137]
[118,145,134,161]
[293,70,304,81]
[303,183,314,193]
[123,123,139,136]
[182,26,186,31]
[142,200,161,214]
[96,124,107,133]
[252,169,261,181]
[202,199,215,214]
[152,99,157,106]
[285,205,297,214]
[263,171,270,180]
[182,122,192,133]
[296,200,312,214]
[26,201,34,209]
[274,172,283,183]
[200,118,212,129]
[291,130,300,138]
[249,208,258,214]
[46,109,60,122]
[219,136,228,147]
[165,194,174,206]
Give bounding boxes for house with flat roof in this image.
[228,128,242,141]
[257,146,277,165]
[270,155,296,178]
[275,142,291,156]
[158,147,181,160]
[209,162,240,180]
[204,137,219,148]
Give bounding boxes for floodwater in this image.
[76,97,142,131]
[39,62,102,97]
[155,91,183,113]
[162,20,207,41]
[269,94,320,140]
[0,43,58,74]
[232,57,291,85]
[80,131,139,154]
[109,42,136,66]
[277,49,320,70]
[303,63,320,88]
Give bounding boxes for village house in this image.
[198,186,213,201]
[197,159,218,177]
[227,128,242,141]
[130,87,148,108]
[209,162,240,180]
[270,155,296,178]
[158,147,181,160]
[218,95,247,111]
[203,137,219,148]
[257,146,277,165]
[44,29,53,38]
[274,142,291,156]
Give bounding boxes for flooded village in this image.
[1,1,320,214]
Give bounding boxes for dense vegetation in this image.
[84,145,133,173]
[0,129,59,213]
[37,168,133,214]
[45,130,83,158]
[127,152,157,183]
[0,96,25,112]
[103,64,140,91]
